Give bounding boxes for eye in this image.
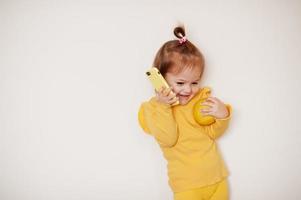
[176,82,184,85]
[192,82,199,85]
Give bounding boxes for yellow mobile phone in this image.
[146,67,179,106]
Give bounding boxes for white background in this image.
[1,0,301,199]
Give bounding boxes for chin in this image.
[179,98,191,105]
[179,101,188,105]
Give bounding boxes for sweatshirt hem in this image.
[172,174,229,193]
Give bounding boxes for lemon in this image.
[193,98,216,126]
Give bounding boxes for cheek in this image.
[169,84,181,93]
[192,87,200,95]
[172,86,181,94]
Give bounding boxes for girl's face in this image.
[165,67,202,105]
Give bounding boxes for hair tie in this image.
[179,36,187,44]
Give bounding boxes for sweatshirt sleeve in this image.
[138,98,179,148]
[203,104,232,140]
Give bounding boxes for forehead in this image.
[169,67,201,80]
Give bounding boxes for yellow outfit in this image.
[138,87,232,195]
[174,179,228,200]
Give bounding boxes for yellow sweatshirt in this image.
[138,87,232,193]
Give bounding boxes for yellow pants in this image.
[174,179,229,200]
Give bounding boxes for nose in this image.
[183,85,192,94]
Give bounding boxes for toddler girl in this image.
[138,26,232,200]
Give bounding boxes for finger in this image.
[206,97,218,103]
[167,91,176,99]
[208,97,223,104]
[162,86,168,92]
[168,89,175,97]
[201,101,214,107]
[201,108,212,113]
[162,87,171,96]
[157,87,167,97]
[202,111,214,116]
[156,87,164,94]
[170,87,176,93]
[168,96,179,104]
[155,89,163,97]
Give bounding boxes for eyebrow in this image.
[177,78,200,82]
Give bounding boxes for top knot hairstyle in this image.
[153,26,205,78]
[174,27,187,44]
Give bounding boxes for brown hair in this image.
[153,26,205,78]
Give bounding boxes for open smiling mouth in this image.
[178,94,191,98]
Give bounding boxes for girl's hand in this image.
[201,97,229,119]
[155,87,179,106]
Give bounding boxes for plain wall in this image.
[1,0,301,199]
